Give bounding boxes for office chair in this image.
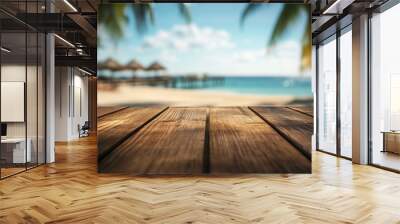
[79,121,90,138]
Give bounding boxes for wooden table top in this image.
[98,106,313,174]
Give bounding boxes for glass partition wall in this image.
[317,35,337,154]
[0,2,46,179]
[316,26,352,159]
[339,28,352,159]
[370,3,400,171]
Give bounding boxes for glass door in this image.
[0,1,46,179]
[317,36,337,154]
[339,28,352,158]
[1,29,28,178]
[370,3,400,171]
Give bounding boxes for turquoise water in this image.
[173,76,312,97]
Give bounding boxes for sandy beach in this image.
[98,83,312,107]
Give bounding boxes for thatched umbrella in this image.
[124,59,144,78]
[146,61,166,77]
[98,58,123,79]
[98,58,122,71]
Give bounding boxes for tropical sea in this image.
[171,76,312,97]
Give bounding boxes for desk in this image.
[382,131,400,154]
[1,138,31,163]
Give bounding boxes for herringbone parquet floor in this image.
[1,136,400,223]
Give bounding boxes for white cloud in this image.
[232,49,265,63]
[159,50,177,64]
[203,41,303,76]
[268,40,301,58]
[141,24,235,51]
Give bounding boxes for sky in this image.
[98,3,309,76]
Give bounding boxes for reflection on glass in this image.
[318,37,337,154]
[371,4,400,171]
[1,31,27,177]
[0,1,47,179]
[340,30,352,158]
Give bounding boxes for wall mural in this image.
[97,3,313,174]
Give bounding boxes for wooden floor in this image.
[1,136,400,223]
[99,106,311,174]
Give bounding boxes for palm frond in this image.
[131,4,154,34]
[300,10,311,71]
[99,3,191,40]
[241,3,311,71]
[268,5,306,47]
[98,4,128,39]
[240,3,263,27]
[178,3,192,23]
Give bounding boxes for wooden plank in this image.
[99,107,207,175]
[97,106,128,118]
[209,107,310,173]
[287,106,314,117]
[250,106,313,159]
[97,107,167,159]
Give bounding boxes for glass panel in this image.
[339,29,352,158]
[25,0,38,169]
[1,28,28,177]
[371,4,400,171]
[0,0,46,178]
[318,37,337,154]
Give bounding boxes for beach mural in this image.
[97,3,313,174]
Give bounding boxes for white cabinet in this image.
[1,138,32,163]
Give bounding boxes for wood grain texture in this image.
[209,107,311,173]
[97,107,167,159]
[251,107,313,159]
[287,106,314,117]
[99,107,207,175]
[1,136,400,223]
[97,106,128,118]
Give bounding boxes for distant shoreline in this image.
[98,84,313,107]
[98,76,312,97]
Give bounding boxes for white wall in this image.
[1,63,46,164]
[55,66,70,141]
[46,32,56,163]
[352,14,369,164]
[54,67,89,141]
[1,65,37,138]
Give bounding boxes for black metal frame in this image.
[367,10,373,166]
[336,25,341,158]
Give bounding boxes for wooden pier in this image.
[98,75,225,89]
[98,106,313,174]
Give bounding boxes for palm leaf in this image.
[241,4,311,71]
[98,4,128,39]
[240,3,263,27]
[131,4,154,34]
[268,5,305,47]
[300,11,311,70]
[178,3,192,23]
